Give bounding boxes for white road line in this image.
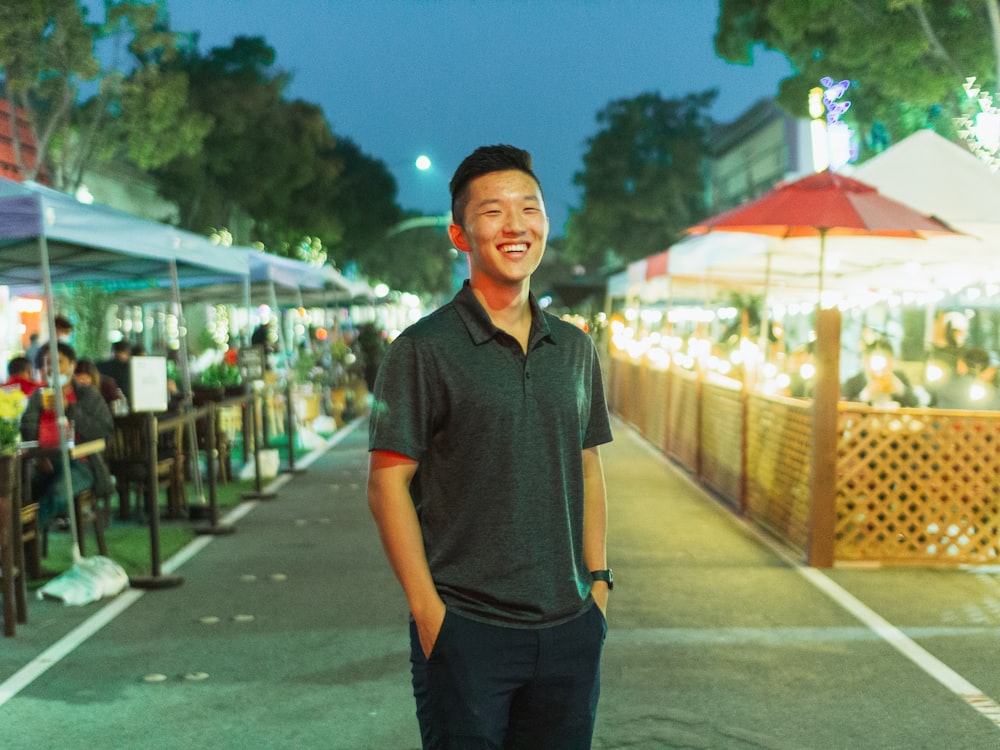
[622,419,1000,731]
[797,566,1000,729]
[0,419,362,708]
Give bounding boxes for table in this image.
[1,439,107,636]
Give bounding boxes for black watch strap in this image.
[590,568,614,590]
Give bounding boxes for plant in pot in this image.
[193,359,242,404]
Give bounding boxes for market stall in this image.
[608,165,1000,567]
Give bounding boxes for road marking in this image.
[0,419,363,708]
[624,419,1000,731]
[798,565,1000,728]
[611,625,1000,646]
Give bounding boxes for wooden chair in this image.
[107,414,188,522]
[157,416,188,518]
[19,499,41,580]
[26,441,112,565]
[1,452,25,636]
[194,403,233,484]
[39,488,108,559]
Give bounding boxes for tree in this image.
[156,36,406,281]
[0,0,210,190]
[155,35,305,238]
[365,224,456,298]
[324,136,404,267]
[565,90,717,274]
[716,0,1000,149]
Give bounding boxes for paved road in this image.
[2,417,1000,749]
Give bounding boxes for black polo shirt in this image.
[370,282,613,627]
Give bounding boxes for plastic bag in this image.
[239,449,280,480]
[38,556,130,606]
[296,425,325,449]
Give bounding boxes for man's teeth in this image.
[502,244,528,253]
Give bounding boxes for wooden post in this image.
[809,307,841,567]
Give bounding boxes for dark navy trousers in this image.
[409,604,606,750]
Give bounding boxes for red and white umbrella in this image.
[682,170,962,300]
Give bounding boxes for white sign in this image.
[130,356,168,413]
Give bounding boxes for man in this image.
[97,340,134,403]
[3,356,42,396]
[24,333,41,368]
[21,343,114,525]
[842,337,919,408]
[32,315,73,375]
[933,347,1000,410]
[368,145,613,749]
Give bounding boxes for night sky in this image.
[152,1,794,235]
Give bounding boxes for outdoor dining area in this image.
[0,176,375,637]
[606,130,1000,569]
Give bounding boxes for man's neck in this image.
[469,278,533,349]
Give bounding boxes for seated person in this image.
[842,338,919,408]
[97,340,133,403]
[75,358,126,409]
[3,356,42,396]
[20,343,114,525]
[933,347,1000,410]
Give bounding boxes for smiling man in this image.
[368,144,613,749]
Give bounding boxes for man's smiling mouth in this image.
[501,243,528,254]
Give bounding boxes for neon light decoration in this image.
[810,78,855,172]
[955,77,1000,171]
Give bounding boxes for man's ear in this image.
[448,223,470,253]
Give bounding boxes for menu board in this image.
[130,356,168,413]
[238,345,266,382]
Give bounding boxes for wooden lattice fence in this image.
[700,379,744,510]
[745,394,813,555]
[606,355,1000,566]
[835,408,1000,564]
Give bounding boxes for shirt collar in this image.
[453,280,553,347]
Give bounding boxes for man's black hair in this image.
[54,315,73,332]
[449,144,543,226]
[7,356,31,376]
[42,342,77,365]
[865,338,896,357]
[963,347,991,374]
[112,340,132,355]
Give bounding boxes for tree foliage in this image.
[155,36,404,272]
[565,90,717,274]
[2,8,438,295]
[0,0,210,190]
[716,0,1000,149]
[365,224,456,297]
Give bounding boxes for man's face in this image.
[866,351,891,378]
[448,169,548,288]
[44,353,73,382]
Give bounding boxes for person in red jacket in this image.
[3,356,42,396]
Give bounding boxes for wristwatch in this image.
[590,569,614,590]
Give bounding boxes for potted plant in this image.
[193,360,242,404]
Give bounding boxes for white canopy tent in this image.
[0,178,248,286]
[620,134,1000,305]
[0,177,251,569]
[850,129,1000,244]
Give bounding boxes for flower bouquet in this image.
[0,387,26,455]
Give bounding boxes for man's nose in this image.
[503,212,527,233]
